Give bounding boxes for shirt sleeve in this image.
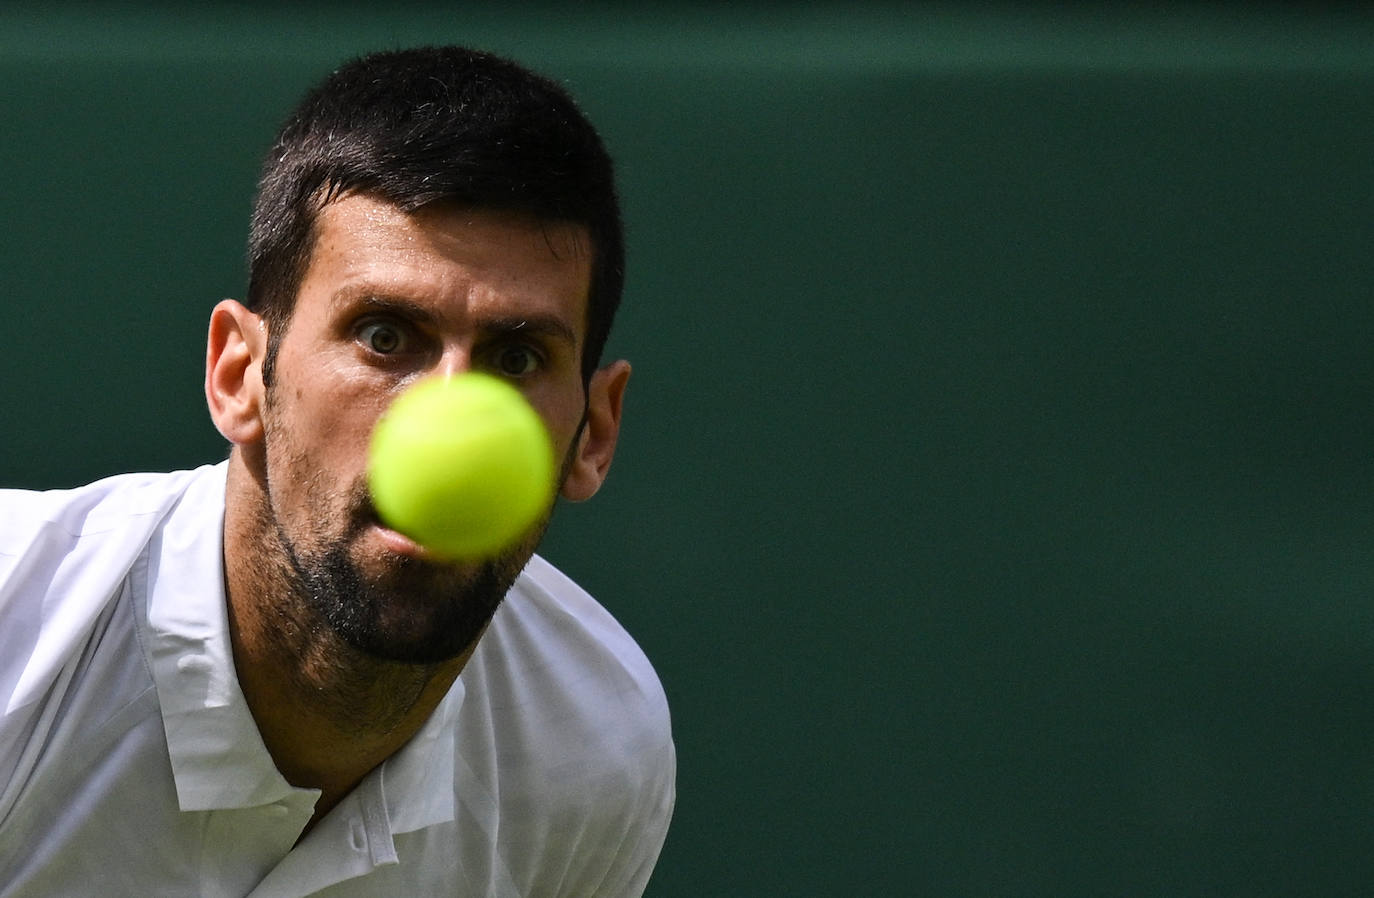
[468,556,678,897]
[580,727,677,898]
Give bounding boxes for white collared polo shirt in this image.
[0,464,675,896]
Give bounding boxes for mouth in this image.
[356,500,436,561]
[352,489,452,564]
[370,520,434,559]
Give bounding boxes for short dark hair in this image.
[246,46,624,384]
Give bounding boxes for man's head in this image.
[246,45,624,386]
[207,47,631,668]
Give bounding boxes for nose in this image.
[433,345,475,379]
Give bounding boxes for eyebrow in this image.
[479,315,579,350]
[335,293,441,327]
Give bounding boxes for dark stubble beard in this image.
[275,504,537,665]
[259,399,581,668]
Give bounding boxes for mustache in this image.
[343,477,383,537]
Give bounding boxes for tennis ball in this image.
[367,373,556,560]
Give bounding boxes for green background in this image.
[3,5,1373,894]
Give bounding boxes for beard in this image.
[256,397,574,668]
[273,498,537,665]
[253,371,583,668]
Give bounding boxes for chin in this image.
[311,537,528,665]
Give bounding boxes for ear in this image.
[560,360,631,502]
[205,299,268,445]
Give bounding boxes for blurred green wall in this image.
[3,5,1374,895]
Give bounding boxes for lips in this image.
[353,488,441,561]
[370,520,432,558]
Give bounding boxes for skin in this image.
[204,193,630,831]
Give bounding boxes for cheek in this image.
[261,407,375,548]
[271,372,389,468]
[260,399,315,507]
[262,386,352,498]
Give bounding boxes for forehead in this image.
[298,194,593,334]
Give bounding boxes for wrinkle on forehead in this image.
[410,201,593,266]
[310,195,592,311]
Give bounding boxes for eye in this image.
[358,321,406,355]
[490,344,541,378]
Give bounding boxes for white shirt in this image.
[0,464,675,896]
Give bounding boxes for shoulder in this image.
[454,555,675,894]
[0,464,226,705]
[478,554,672,748]
[0,466,216,556]
[0,465,226,806]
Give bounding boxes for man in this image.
[0,46,674,896]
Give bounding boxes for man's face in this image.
[254,194,597,664]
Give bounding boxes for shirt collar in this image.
[380,677,461,834]
[135,462,309,812]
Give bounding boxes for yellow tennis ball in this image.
[367,373,556,560]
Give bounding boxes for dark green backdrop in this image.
[4,5,1373,895]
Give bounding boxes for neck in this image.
[220,454,472,820]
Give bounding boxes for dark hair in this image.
[246,46,624,384]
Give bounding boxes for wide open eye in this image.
[491,344,541,377]
[359,321,406,355]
